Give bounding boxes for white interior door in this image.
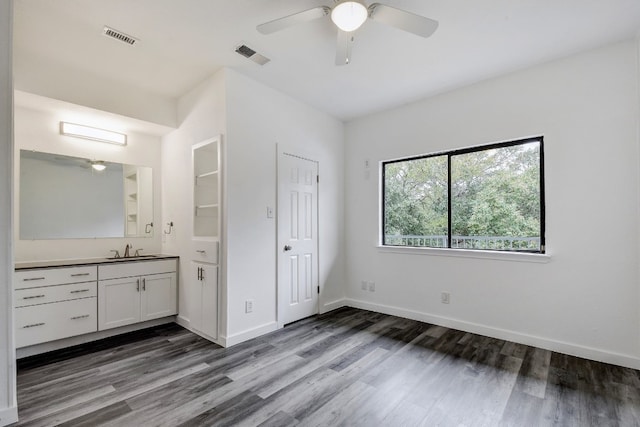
[278,152,319,325]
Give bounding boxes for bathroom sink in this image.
[106,254,159,260]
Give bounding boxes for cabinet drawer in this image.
[14,282,97,308]
[15,297,97,348]
[192,240,219,264]
[15,266,97,290]
[99,259,177,280]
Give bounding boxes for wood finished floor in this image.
[11,307,640,426]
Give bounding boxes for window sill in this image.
[377,245,551,263]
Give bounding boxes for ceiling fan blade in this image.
[336,30,355,66]
[368,3,438,38]
[257,6,331,35]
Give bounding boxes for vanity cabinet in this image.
[14,266,98,348]
[98,259,177,331]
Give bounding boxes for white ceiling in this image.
[12,0,640,122]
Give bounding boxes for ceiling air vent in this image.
[103,26,138,46]
[235,44,270,66]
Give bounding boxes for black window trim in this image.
[381,136,546,254]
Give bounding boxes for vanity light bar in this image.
[60,122,127,146]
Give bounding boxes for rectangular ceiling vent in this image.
[103,26,138,46]
[235,44,270,66]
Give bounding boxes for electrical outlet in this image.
[368,281,376,292]
[266,206,274,218]
[364,159,370,169]
[245,300,254,313]
[441,292,450,304]
[361,280,368,290]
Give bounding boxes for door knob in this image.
[284,245,292,251]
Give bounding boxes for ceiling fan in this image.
[256,0,438,66]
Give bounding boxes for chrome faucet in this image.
[124,244,131,258]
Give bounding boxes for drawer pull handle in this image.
[23,277,45,281]
[70,273,90,277]
[23,295,45,300]
[196,250,206,254]
[136,279,140,292]
[142,278,146,291]
[23,322,45,329]
[71,314,90,320]
[70,289,90,294]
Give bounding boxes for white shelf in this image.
[196,171,218,188]
[195,204,218,218]
[196,170,218,179]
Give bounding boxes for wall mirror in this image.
[19,150,154,239]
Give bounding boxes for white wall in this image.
[161,68,345,345]
[0,1,17,424]
[161,70,228,336]
[345,40,640,368]
[14,104,164,262]
[14,55,177,128]
[224,69,345,343]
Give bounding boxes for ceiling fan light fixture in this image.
[331,1,368,32]
[91,161,106,172]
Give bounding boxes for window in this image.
[382,137,545,253]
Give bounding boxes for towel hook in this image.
[164,221,174,234]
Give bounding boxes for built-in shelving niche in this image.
[193,137,221,238]
[124,167,139,236]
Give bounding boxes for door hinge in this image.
[317,285,320,294]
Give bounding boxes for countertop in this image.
[15,254,179,270]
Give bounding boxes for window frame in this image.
[381,136,545,254]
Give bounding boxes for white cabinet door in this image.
[200,263,218,339]
[140,272,177,321]
[98,277,141,330]
[190,262,218,340]
[189,262,204,333]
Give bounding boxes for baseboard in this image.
[175,315,226,347]
[225,321,278,347]
[346,298,640,370]
[0,405,18,426]
[175,315,190,330]
[216,334,228,347]
[16,317,175,359]
[320,298,347,314]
